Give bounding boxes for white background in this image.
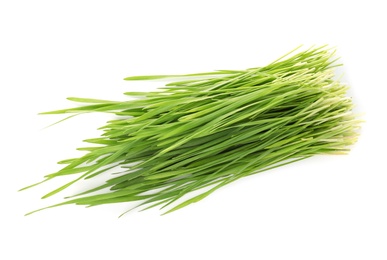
[1,0,386,259]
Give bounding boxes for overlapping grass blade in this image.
[22,46,360,216]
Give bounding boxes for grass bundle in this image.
[23,46,360,215]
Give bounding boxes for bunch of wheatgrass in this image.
[23,46,360,216]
